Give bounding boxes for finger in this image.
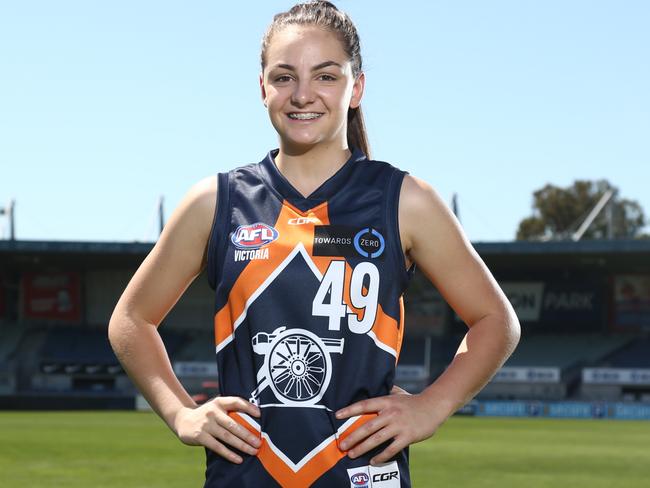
[371,438,404,465]
[216,412,262,449]
[208,423,259,456]
[336,397,387,419]
[339,415,389,451]
[347,425,397,459]
[199,432,243,464]
[220,397,261,418]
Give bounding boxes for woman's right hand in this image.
[173,396,262,464]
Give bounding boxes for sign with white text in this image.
[22,272,81,322]
[492,367,561,383]
[583,368,650,385]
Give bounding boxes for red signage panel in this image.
[22,272,81,322]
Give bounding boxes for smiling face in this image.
[260,25,364,153]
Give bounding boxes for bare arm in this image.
[108,175,217,431]
[400,174,521,418]
[108,176,261,463]
[337,174,520,463]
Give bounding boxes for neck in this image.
[274,142,353,198]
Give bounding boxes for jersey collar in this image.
[258,147,367,210]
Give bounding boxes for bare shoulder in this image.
[185,174,218,214]
[183,174,218,237]
[398,174,466,262]
[397,173,512,327]
[110,175,218,327]
[168,175,218,268]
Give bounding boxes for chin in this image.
[280,139,321,154]
[281,132,326,150]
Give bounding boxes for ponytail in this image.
[348,106,371,159]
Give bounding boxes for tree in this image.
[516,179,646,240]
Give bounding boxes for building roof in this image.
[1,238,649,273]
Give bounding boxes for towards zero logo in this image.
[231,223,279,249]
[313,225,386,260]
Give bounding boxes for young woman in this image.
[108,2,520,487]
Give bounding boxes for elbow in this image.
[503,305,521,357]
[107,314,122,353]
[107,306,156,355]
[107,307,132,352]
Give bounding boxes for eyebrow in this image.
[272,61,343,71]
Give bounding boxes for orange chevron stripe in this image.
[231,412,376,488]
[396,296,405,363]
[217,199,406,485]
[214,198,403,359]
[214,201,330,347]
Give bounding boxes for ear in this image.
[349,72,365,109]
[259,72,268,107]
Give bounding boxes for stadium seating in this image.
[0,322,24,363]
[173,330,216,362]
[39,326,116,364]
[599,337,650,368]
[504,333,633,369]
[157,327,189,358]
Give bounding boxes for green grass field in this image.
[0,411,648,487]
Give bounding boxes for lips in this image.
[287,112,324,120]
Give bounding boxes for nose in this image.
[291,79,315,107]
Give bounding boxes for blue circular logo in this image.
[353,228,385,258]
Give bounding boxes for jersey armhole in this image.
[385,169,416,291]
[206,172,230,290]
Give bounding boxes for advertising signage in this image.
[613,275,650,330]
[22,272,81,323]
[485,281,604,328]
[541,281,604,325]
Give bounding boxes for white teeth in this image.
[288,113,323,120]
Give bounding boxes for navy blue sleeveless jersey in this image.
[205,148,415,487]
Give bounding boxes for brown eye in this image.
[274,75,292,83]
[317,74,336,81]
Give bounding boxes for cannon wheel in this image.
[265,328,332,406]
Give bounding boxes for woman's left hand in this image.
[335,386,445,465]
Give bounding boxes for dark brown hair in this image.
[261,1,371,158]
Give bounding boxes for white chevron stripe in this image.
[237,413,362,473]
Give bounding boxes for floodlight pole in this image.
[572,189,615,241]
[452,193,460,222]
[0,199,15,240]
[606,192,616,239]
[158,195,165,236]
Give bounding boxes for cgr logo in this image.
[373,471,399,482]
[231,223,279,249]
[350,472,369,487]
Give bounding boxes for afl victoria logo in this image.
[231,223,279,249]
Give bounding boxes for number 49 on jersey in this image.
[312,261,379,334]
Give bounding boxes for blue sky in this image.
[1,1,648,243]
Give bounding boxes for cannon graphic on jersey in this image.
[249,326,344,406]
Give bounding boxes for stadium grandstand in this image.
[1,238,649,418]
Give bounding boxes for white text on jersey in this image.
[288,217,320,225]
[234,248,270,262]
